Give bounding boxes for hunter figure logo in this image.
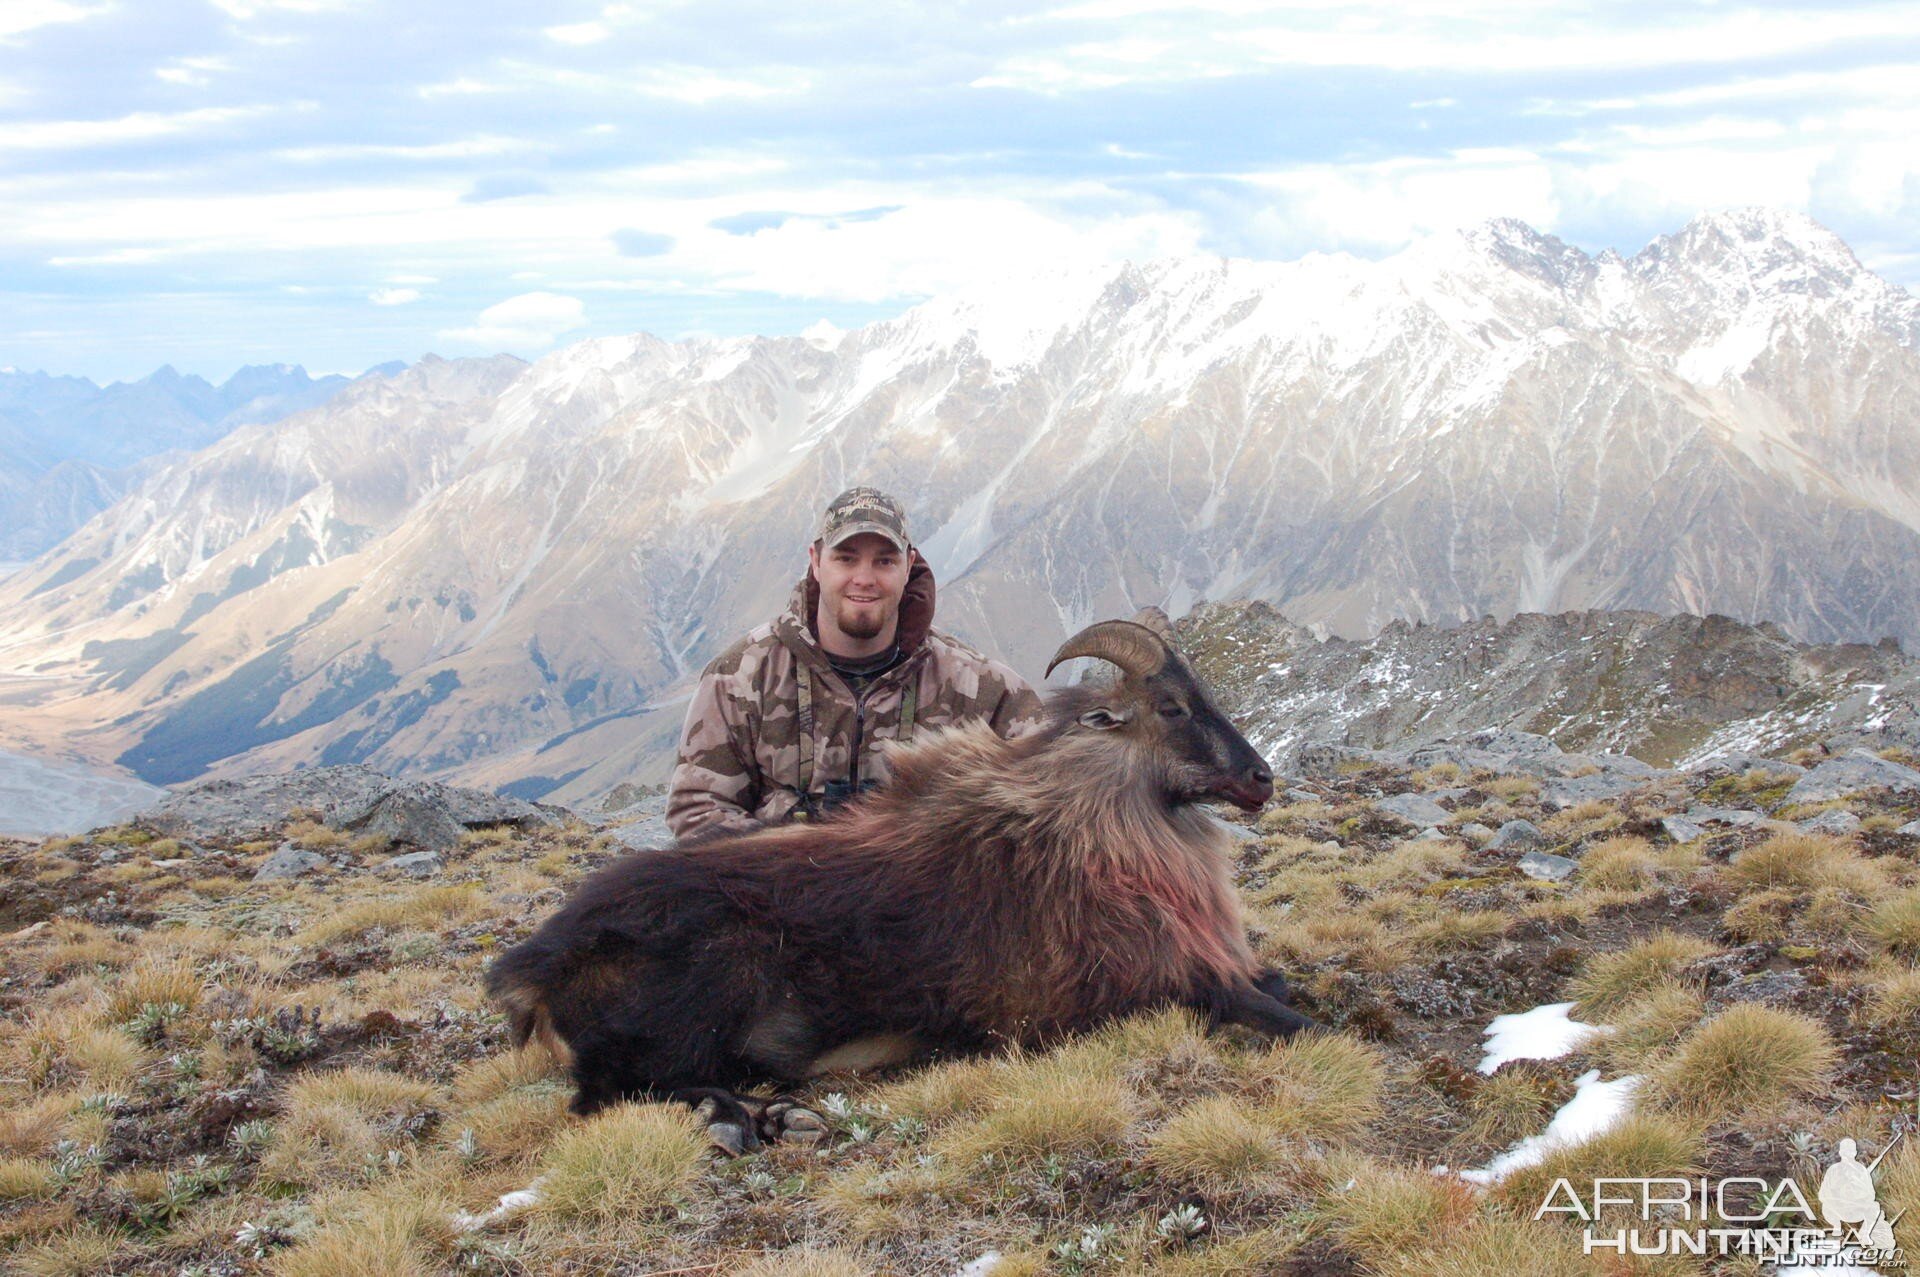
[1536,1130,1907,1266]
[1820,1138,1900,1255]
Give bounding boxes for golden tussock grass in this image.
[1259,910,1409,971]
[1862,964,1920,1030]
[1492,1112,1702,1219]
[104,956,203,1022]
[451,1043,564,1105]
[18,1010,150,1091]
[733,1249,875,1277]
[0,1156,53,1200]
[269,1181,457,1277]
[1364,1214,1590,1277]
[447,1089,571,1167]
[0,1093,80,1157]
[1593,982,1705,1073]
[1407,908,1510,952]
[869,1053,1003,1126]
[1645,1003,1836,1120]
[258,1067,444,1186]
[1150,1227,1306,1275]
[1233,1032,1385,1141]
[1864,887,1920,959]
[932,1047,1136,1167]
[293,884,486,945]
[1725,833,1884,895]
[1318,1156,1478,1258]
[1720,887,1797,943]
[1567,930,1716,1016]
[819,1158,949,1241]
[1145,1095,1295,1193]
[1576,836,1702,891]
[1459,1069,1564,1152]
[530,1101,707,1225]
[9,1222,130,1277]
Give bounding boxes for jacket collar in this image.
[774,551,936,672]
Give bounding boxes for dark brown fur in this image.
[485,626,1313,1120]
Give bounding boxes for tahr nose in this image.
[1247,761,1273,787]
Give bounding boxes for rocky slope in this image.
[0,209,1915,804]
[0,364,360,560]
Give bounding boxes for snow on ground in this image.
[452,1179,544,1232]
[1476,1001,1607,1074]
[1459,1071,1643,1185]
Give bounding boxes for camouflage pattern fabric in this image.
[667,561,1045,841]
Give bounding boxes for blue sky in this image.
[4,0,1919,383]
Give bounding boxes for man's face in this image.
[809,532,909,643]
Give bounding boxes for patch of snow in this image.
[1477,1001,1607,1074]
[953,1253,1003,1277]
[452,1178,544,1232]
[1458,1070,1642,1185]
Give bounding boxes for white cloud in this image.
[274,135,524,162]
[0,105,276,150]
[206,0,362,18]
[634,65,814,104]
[544,21,607,45]
[155,56,231,87]
[416,76,505,99]
[0,0,108,40]
[368,287,421,305]
[440,291,586,349]
[386,273,437,284]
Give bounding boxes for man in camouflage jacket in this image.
[666,488,1046,841]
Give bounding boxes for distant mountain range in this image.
[0,362,376,560]
[0,208,1914,807]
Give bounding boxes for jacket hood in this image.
[775,551,936,670]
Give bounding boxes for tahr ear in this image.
[1077,707,1132,730]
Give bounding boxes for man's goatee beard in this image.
[837,605,886,641]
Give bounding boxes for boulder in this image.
[377,851,447,878]
[1900,819,1920,837]
[1783,750,1920,804]
[1375,793,1452,829]
[252,846,328,882]
[1517,850,1578,882]
[609,794,673,853]
[1686,752,1805,781]
[1539,773,1641,811]
[1486,819,1546,852]
[142,766,564,852]
[1797,809,1862,837]
[1660,816,1707,844]
[1458,823,1496,841]
[1684,805,1766,827]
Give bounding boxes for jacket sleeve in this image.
[986,665,1048,739]
[665,664,765,842]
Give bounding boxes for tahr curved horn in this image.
[1046,620,1168,680]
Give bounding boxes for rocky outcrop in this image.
[143,764,562,851]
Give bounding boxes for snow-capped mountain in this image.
[0,208,1914,805]
[0,362,360,560]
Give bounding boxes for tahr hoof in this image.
[762,1101,830,1147]
[692,1095,762,1157]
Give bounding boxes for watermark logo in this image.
[1535,1131,1907,1266]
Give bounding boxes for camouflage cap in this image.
[817,486,910,552]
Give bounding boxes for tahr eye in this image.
[1158,702,1188,719]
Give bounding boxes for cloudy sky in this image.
[5,0,1919,383]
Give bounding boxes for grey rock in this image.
[1661,816,1707,843]
[1412,825,1454,842]
[144,765,564,852]
[1458,822,1496,841]
[1687,752,1806,781]
[1900,819,1920,836]
[609,794,673,852]
[1783,749,1920,804]
[1486,819,1546,851]
[1716,970,1810,1009]
[252,846,328,881]
[1375,792,1453,828]
[1207,812,1263,843]
[1797,809,1862,836]
[1295,743,1378,777]
[1540,772,1642,810]
[1517,850,1578,882]
[1423,786,1474,804]
[378,851,446,878]
[1685,805,1766,827]
[1283,787,1321,804]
